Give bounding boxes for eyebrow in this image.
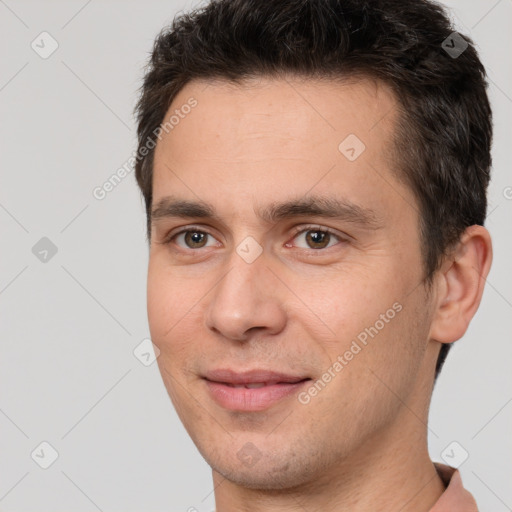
[151,196,217,222]
[151,195,383,229]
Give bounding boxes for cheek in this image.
[290,271,401,350]
[353,296,430,399]
[293,266,424,394]
[309,304,427,445]
[147,260,191,350]
[147,265,170,340]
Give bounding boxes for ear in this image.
[429,225,493,344]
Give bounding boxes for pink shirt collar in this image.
[429,463,478,511]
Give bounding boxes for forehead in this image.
[151,75,415,227]
[157,74,397,159]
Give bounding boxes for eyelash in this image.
[160,224,348,252]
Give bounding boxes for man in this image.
[134,0,493,510]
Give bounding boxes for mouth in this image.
[202,369,312,411]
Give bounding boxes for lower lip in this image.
[204,379,310,411]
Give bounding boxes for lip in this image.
[203,368,311,412]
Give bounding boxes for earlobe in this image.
[429,225,493,344]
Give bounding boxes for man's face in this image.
[148,76,438,488]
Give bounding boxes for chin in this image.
[208,452,318,491]
[216,467,303,490]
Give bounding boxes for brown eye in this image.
[184,231,208,248]
[305,230,332,249]
[289,227,343,250]
[168,230,219,249]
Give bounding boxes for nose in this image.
[204,251,287,343]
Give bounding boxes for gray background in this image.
[1,0,510,510]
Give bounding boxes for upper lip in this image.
[203,368,310,385]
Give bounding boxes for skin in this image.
[147,75,492,511]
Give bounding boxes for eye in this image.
[286,226,346,250]
[165,229,219,249]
